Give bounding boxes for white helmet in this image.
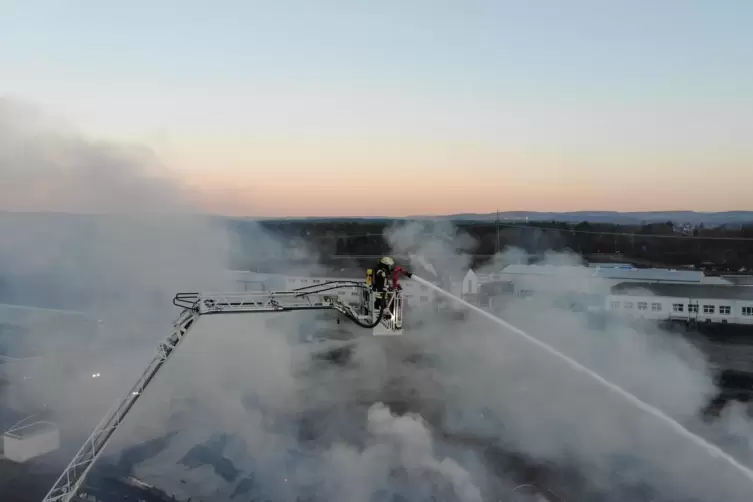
[380,256,395,266]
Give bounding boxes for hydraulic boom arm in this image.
[42,281,405,502]
[42,308,199,502]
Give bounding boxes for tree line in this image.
[231,219,753,272]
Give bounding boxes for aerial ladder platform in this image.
[42,279,406,502]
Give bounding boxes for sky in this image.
[1,0,752,217]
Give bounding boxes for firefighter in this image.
[363,269,374,315]
[372,256,394,310]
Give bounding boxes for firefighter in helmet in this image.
[372,256,395,310]
[363,268,374,315]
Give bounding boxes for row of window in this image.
[611,301,753,316]
[612,301,663,311]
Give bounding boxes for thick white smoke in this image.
[382,221,753,501]
[5,96,753,502]
[1,98,491,502]
[0,97,260,444]
[319,402,482,502]
[0,98,194,216]
[118,218,753,501]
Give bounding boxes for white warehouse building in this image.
[606,282,753,326]
[490,264,715,298]
[2,421,60,462]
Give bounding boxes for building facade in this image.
[606,282,753,326]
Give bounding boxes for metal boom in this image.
[42,281,404,502]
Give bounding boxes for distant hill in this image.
[413,211,753,226]
[3,210,753,227]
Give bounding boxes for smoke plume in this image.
[4,97,753,502]
[0,97,238,443]
[383,223,753,501]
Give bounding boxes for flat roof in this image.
[501,264,705,283]
[597,268,704,283]
[0,303,90,317]
[611,282,753,301]
[722,275,753,286]
[4,421,58,439]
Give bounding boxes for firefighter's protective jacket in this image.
[372,262,390,295]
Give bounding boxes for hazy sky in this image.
[2,1,752,216]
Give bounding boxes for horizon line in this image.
[2,209,753,220]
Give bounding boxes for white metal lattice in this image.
[42,282,405,502]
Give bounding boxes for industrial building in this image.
[606,282,753,326]
[2,420,60,462]
[479,264,725,298]
[0,303,100,469]
[475,265,753,327]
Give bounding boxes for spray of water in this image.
[410,274,753,487]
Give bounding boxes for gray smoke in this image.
[5,97,752,502]
[383,222,753,501]
[0,97,255,442]
[118,217,753,501]
[0,98,194,215]
[118,213,749,502]
[320,402,482,502]
[386,219,475,284]
[1,98,492,502]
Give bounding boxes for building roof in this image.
[701,276,735,285]
[722,275,753,286]
[598,268,704,283]
[500,264,705,283]
[4,421,58,439]
[611,282,753,301]
[501,264,592,276]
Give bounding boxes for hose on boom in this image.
[294,279,389,329]
[292,280,364,292]
[343,299,387,329]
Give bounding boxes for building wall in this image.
[606,294,686,321]
[462,270,479,296]
[606,294,753,325]
[511,274,613,297]
[496,265,707,297]
[399,280,437,308]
